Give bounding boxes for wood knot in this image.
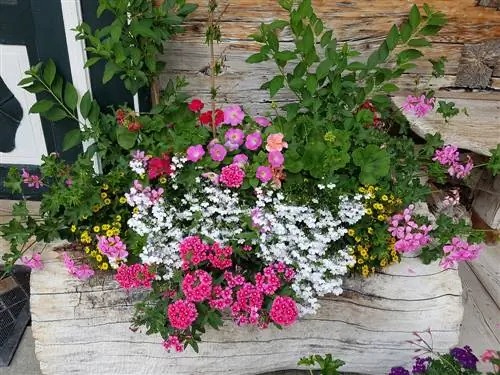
[455,39,500,89]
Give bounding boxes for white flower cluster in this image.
[127,184,246,279]
[251,187,365,315]
[129,159,146,175]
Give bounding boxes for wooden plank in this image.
[30,248,463,375]
[468,245,500,306]
[459,262,500,372]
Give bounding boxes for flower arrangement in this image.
[2,0,500,353]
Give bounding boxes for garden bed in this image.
[31,246,463,375]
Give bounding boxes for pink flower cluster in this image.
[125,180,164,207]
[401,95,435,117]
[433,145,473,179]
[21,252,44,270]
[388,205,433,253]
[21,169,43,189]
[163,335,184,352]
[440,237,482,269]
[179,236,234,271]
[182,270,213,302]
[97,235,128,263]
[167,299,198,330]
[62,252,95,280]
[115,263,155,289]
[269,296,298,326]
[219,164,245,188]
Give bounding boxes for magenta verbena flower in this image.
[220,164,246,188]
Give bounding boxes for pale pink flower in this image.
[232,154,249,167]
[201,172,220,185]
[266,133,288,152]
[254,116,271,127]
[245,132,263,151]
[186,144,205,162]
[268,151,284,168]
[402,95,435,117]
[225,128,245,145]
[223,104,245,126]
[256,166,272,183]
[21,252,44,270]
[480,349,497,362]
[209,144,227,162]
[62,252,95,280]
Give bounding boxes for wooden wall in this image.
[159,0,500,153]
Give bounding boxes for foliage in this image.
[298,354,345,375]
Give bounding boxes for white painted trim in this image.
[60,0,102,172]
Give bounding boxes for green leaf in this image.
[381,83,399,92]
[429,56,447,78]
[397,49,424,64]
[102,61,121,84]
[275,50,297,62]
[80,91,92,118]
[346,62,366,71]
[352,144,390,185]
[270,20,289,30]
[278,0,292,11]
[18,77,34,86]
[302,26,314,53]
[267,31,279,52]
[4,168,22,194]
[400,22,412,43]
[268,75,285,97]
[419,25,441,36]
[109,20,122,42]
[64,82,78,111]
[288,77,304,90]
[42,107,68,122]
[378,41,390,62]
[487,144,500,176]
[320,30,333,47]
[246,53,269,63]
[129,19,156,38]
[29,100,54,114]
[84,57,101,69]
[43,59,56,86]
[408,38,431,47]
[116,127,138,150]
[316,59,333,79]
[12,201,29,218]
[305,74,317,93]
[409,5,421,29]
[386,25,400,50]
[178,3,198,16]
[63,129,82,151]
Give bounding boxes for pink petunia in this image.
[209,144,227,162]
[245,132,263,151]
[256,166,272,183]
[186,144,205,163]
[254,116,271,127]
[268,151,284,168]
[223,104,245,126]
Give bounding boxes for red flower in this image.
[199,109,224,126]
[116,109,126,125]
[127,121,142,132]
[148,155,173,179]
[360,100,383,128]
[188,99,204,112]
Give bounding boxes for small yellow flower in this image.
[84,246,90,254]
[159,177,167,184]
[357,258,364,264]
[367,186,375,194]
[377,214,386,221]
[360,249,368,258]
[82,215,88,220]
[113,222,121,229]
[106,229,114,237]
[354,236,361,243]
[119,197,127,204]
[370,255,376,260]
[92,205,101,212]
[368,227,374,235]
[101,263,109,271]
[115,215,122,221]
[366,208,373,215]
[380,259,388,267]
[102,184,109,190]
[104,198,111,205]
[96,254,103,262]
[93,226,100,233]
[102,224,110,231]
[70,224,77,233]
[133,207,139,214]
[100,192,107,199]
[362,265,369,277]
[347,229,355,236]
[381,195,388,201]
[90,250,97,257]
[358,187,366,193]
[113,228,120,236]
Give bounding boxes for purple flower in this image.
[209,144,227,162]
[412,357,431,374]
[233,154,249,167]
[450,346,479,370]
[223,104,245,126]
[225,128,245,145]
[245,131,262,151]
[268,151,284,168]
[255,116,271,127]
[207,138,220,150]
[186,144,205,162]
[388,367,410,375]
[256,166,272,183]
[65,179,73,187]
[224,141,240,152]
[132,150,149,162]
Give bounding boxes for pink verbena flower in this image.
[209,242,233,270]
[232,283,264,325]
[401,95,435,117]
[115,263,155,289]
[21,169,43,189]
[209,144,227,162]
[256,166,272,183]
[388,205,432,253]
[179,236,210,269]
[245,132,263,151]
[220,164,245,188]
[163,335,184,352]
[97,235,128,263]
[167,299,198,330]
[268,151,284,168]
[182,270,213,302]
[62,252,95,280]
[254,116,271,127]
[209,285,233,310]
[223,104,245,126]
[269,296,298,326]
[186,144,205,163]
[232,154,249,167]
[440,237,482,269]
[480,349,498,363]
[225,128,245,146]
[21,252,43,270]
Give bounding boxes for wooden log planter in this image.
[31,246,464,375]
